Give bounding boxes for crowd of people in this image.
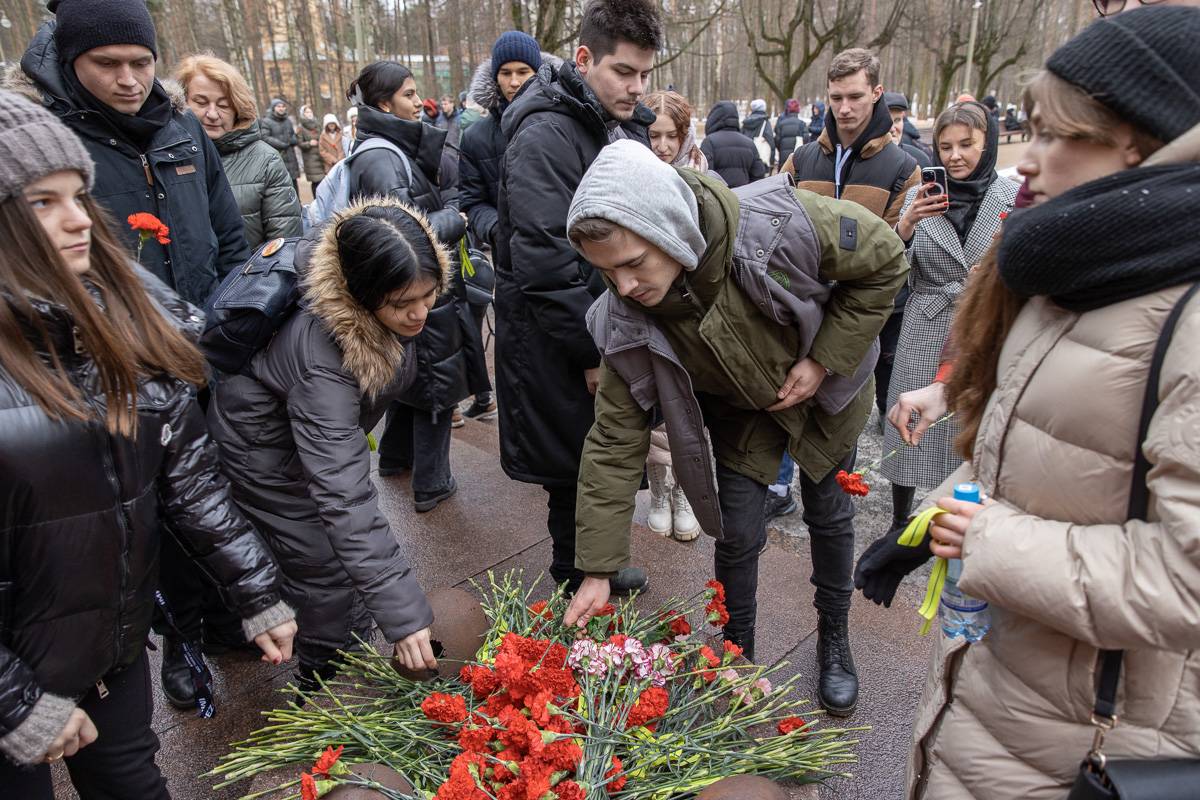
[0,0,1198,797]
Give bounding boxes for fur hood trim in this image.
[302,196,452,399]
[469,52,563,113]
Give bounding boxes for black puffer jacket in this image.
[494,61,655,486]
[261,99,300,179]
[0,270,284,741]
[701,102,767,188]
[774,113,808,164]
[458,54,561,249]
[348,107,474,414]
[10,25,250,307]
[207,199,440,646]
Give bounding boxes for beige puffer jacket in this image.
[905,281,1200,799]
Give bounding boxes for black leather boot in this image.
[609,566,649,596]
[816,612,858,716]
[160,636,210,710]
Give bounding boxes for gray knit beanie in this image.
[1047,6,1200,144]
[567,139,706,270]
[0,90,95,202]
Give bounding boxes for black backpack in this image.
[200,237,302,374]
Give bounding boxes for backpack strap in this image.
[348,138,414,186]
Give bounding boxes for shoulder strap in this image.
[1094,280,1200,721]
[348,137,414,186]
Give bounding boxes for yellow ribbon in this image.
[460,238,476,279]
[897,506,949,636]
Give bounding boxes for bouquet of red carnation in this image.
[213,572,862,799]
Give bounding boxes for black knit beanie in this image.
[491,31,542,81]
[53,0,159,66]
[1046,6,1200,144]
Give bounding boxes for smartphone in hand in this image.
[921,166,949,199]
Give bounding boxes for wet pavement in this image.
[52,397,938,800]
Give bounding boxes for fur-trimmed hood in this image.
[468,52,563,114]
[300,196,452,398]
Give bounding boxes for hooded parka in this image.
[214,120,303,251]
[207,198,445,659]
[261,98,300,179]
[0,269,288,757]
[493,60,656,486]
[700,101,767,188]
[8,25,251,307]
[347,106,475,414]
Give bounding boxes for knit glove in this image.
[853,521,934,608]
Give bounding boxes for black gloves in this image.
[853,520,935,608]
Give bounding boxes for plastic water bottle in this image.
[939,482,991,641]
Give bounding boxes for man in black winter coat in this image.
[494,0,662,594]
[701,101,767,188]
[773,98,808,165]
[884,92,932,169]
[261,97,301,192]
[9,0,254,715]
[10,1,249,309]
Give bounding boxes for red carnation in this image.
[777,716,808,735]
[605,756,627,792]
[835,470,870,497]
[554,780,586,800]
[300,772,319,800]
[312,744,344,776]
[421,692,469,724]
[698,645,721,682]
[722,640,743,663]
[626,685,669,729]
[669,615,692,637]
[528,599,552,620]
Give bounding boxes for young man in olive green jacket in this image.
[562,140,908,716]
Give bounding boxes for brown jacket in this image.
[781,104,920,227]
[905,285,1200,799]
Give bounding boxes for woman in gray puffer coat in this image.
[207,197,445,685]
[176,55,302,252]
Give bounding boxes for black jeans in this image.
[545,484,584,590]
[378,402,454,494]
[0,651,170,800]
[712,463,770,648]
[715,449,858,647]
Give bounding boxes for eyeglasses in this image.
[1092,0,1166,17]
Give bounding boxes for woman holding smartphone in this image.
[0,90,295,797]
[884,102,1016,527]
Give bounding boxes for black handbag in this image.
[1067,282,1200,800]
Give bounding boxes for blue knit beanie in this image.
[491,31,542,80]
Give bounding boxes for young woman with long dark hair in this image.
[0,89,295,798]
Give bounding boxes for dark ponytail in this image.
[336,205,444,310]
[347,61,415,109]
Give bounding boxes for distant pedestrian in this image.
[773,98,808,167]
[0,88,295,799]
[343,106,359,153]
[261,97,301,194]
[176,54,302,252]
[297,103,326,192]
[319,113,344,171]
[884,92,932,169]
[807,100,826,143]
[741,97,775,169]
[700,100,766,187]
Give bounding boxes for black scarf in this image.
[998,163,1200,311]
[64,63,172,150]
[936,102,999,242]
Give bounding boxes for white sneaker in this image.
[671,484,701,541]
[647,463,673,536]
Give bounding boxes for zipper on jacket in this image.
[676,276,707,317]
[140,154,154,187]
[86,399,134,670]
